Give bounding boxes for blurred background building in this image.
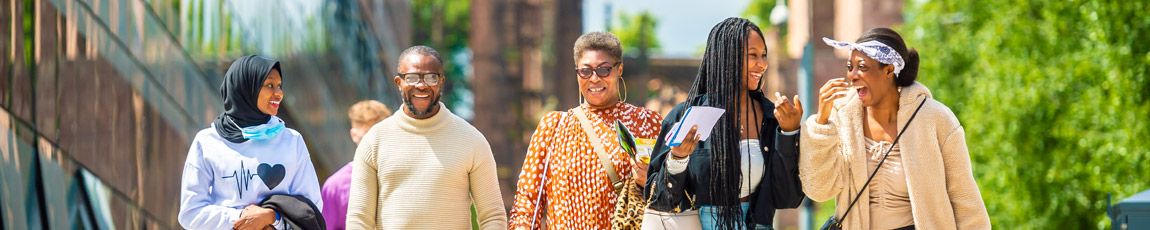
[1,0,408,228]
[3,0,1147,229]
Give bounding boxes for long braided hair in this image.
[685,17,765,229]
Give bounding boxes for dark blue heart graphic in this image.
[257,163,286,190]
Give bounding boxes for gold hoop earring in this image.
[618,78,628,103]
[579,90,586,105]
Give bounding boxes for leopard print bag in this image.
[611,176,646,230]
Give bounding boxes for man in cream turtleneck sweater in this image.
[346,46,507,229]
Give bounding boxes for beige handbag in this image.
[639,173,702,230]
[640,209,702,230]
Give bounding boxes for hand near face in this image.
[774,92,803,132]
[816,78,851,125]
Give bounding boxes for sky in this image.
[583,0,755,58]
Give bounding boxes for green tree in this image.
[902,0,1150,228]
[611,11,661,56]
[741,0,776,31]
[742,0,790,64]
[412,0,471,109]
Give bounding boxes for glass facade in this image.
[1,0,409,228]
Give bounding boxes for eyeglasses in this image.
[575,62,621,79]
[397,73,442,86]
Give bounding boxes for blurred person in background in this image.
[321,100,391,230]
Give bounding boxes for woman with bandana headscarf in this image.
[801,28,990,229]
[178,55,323,230]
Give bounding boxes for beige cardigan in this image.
[800,82,991,229]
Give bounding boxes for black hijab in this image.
[213,55,282,143]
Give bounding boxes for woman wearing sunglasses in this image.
[510,31,663,229]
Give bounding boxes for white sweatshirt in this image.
[178,116,323,230]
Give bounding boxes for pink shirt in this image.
[321,163,354,230]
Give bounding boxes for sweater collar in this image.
[397,102,452,133]
[898,82,932,107]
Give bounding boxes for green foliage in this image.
[610,10,660,56]
[742,0,788,58]
[411,0,471,52]
[412,0,471,109]
[902,0,1150,228]
[23,0,34,71]
[741,0,776,31]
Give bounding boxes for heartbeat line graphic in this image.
[222,162,258,198]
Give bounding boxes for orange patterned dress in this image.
[510,102,662,229]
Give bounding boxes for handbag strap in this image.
[837,98,928,222]
[573,107,625,192]
[529,140,552,229]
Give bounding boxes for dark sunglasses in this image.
[574,62,621,79]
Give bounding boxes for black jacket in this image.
[644,92,805,227]
[259,194,326,230]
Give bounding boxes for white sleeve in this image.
[272,213,284,230]
[178,138,243,229]
[779,127,799,136]
[665,155,690,174]
[291,136,324,211]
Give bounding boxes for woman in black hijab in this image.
[178,55,324,230]
[214,55,285,143]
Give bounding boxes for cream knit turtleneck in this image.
[346,103,507,229]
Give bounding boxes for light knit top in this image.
[509,102,662,229]
[345,103,507,229]
[864,137,914,229]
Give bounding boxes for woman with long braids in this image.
[800,28,990,229]
[644,17,806,229]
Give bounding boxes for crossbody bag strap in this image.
[573,107,624,192]
[838,98,928,222]
[529,137,552,229]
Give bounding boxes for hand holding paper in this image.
[667,106,726,146]
[670,125,700,159]
[666,106,726,160]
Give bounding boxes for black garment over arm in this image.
[259,194,326,230]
